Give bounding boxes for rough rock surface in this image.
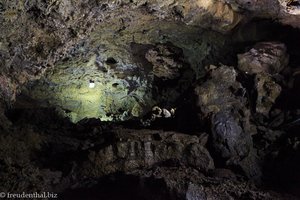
[1,0,300,199]
[0,113,298,199]
[145,44,186,80]
[195,65,261,180]
[195,65,247,116]
[224,0,300,28]
[255,73,282,116]
[238,42,286,116]
[80,128,214,178]
[238,42,289,75]
[194,65,252,135]
[211,111,252,161]
[1,0,299,123]
[132,167,297,200]
[0,0,241,123]
[0,1,242,122]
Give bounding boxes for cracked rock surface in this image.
[1,0,300,199]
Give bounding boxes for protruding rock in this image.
[211,111,252,161]
[195,65,262,180]
[255,73,282,116]
[195,65,246,116]
[237,42,289,75]
[211,111,262,181]
[238,42,287,116]
[145,44,185,80]
[81,128,214,178]
[186,183,206,200]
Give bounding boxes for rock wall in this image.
[1,0,300,123]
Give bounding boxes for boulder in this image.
[238,42,289,75]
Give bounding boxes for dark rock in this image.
[211,168,237,180]
[211,111,262,181]
[186,183,206,200]
[145,44,185,80]
[132,166,296,200]
[194,65,263,181]
[1,0,300,199]
[238,42,289,75]
[255,73,282,116]
[80,128,214,178]
[195,65,248,117]
[211,111,252,161]
[238,42,287,117]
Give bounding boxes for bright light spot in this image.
[89,81,95,88]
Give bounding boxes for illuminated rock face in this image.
[21,14,231,122]
[1,0,300,123]
[23,22,225,122]
[26,57,154,122]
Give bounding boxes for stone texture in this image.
[195,65,248,119]
[255,73,282,116]
[194,65,261,180]
[1,115,296,199]
[211,111,252,161]
[238,42,286,116]
[1,0,298,123]
[0,0,299,199]
[224,0,300,29]
[0,0,237,107]
[132,166,296,200]
[80,128,214,178]
[17,13,233,122]
[238,42,289,75]
[145,44,186,80]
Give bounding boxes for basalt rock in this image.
[211,112,252,161]
[195,65,261,180]
[145,44,186,80]
[1,0,296,123]
[255,73,282,116]
[80,128,214,178]
[0,0,240,113]
[211,111,262,180]
[195,65,247,115]
[131,166,296,200]
[194,65,251,133]
[0,0,299,110]
[224,0,300,29]
[238,42,287,116]
[0,0,300,199]
[237,42,289,75]
[3,1,239,122]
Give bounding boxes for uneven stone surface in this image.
[1,0,299,123]
[0,113,298,199]
[0,0,238,123]
[211,111,252,161]
[145,44,186,80]
[131,167,297,200]
[238,42,289,75]
[80,128,214,178]
[224,0,300,28]
[195,65,247,116]
[194,65,261,180]
[1,1,241,122]
[255,73,282,116]
[238,42,285,116]
[1,0,300,199]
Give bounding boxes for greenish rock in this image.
[25,58,155,122]
[22,9,231,123]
